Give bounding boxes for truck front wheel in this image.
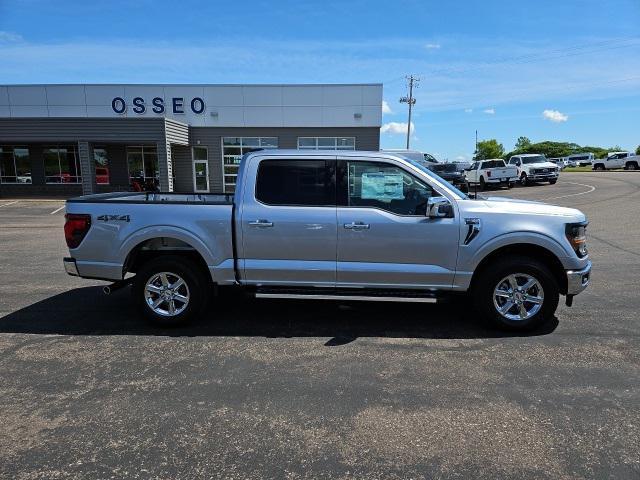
[520,173,529,186]
[472,255,559,331]
[133,255,208,326]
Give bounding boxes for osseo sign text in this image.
[111,96,206,115]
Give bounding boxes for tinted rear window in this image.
[481,160,505,169]
[255,159,335,206]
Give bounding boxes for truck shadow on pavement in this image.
[0,286,558,343]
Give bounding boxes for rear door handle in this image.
[344,222,370,230]
[248,219,274,228]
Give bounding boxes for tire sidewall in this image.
[473,256,559,331]
[133,256,207,326]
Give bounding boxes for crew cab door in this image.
[238,156,337,286]
[336,158,459,289]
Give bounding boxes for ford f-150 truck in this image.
[63,150,591,331]
[592,151,640,171]
[464,159,517,190]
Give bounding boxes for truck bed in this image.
[67,191,233,205]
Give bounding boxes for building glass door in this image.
[192,146,209,192]
[193,160,209,192]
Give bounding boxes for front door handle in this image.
[344,222,370,230]
[248,219,274,228]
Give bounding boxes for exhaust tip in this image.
[102,285,112,295]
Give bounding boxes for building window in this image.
[222,137,278,193]
[0,146,31,184]
[297,137,355,150]
[127,146,158,191]
[93,147,109,185]
[44,146,81,184]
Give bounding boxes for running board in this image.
[254,292,437,303]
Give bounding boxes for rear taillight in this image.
[64,213,91,248]
[487,171,492,177]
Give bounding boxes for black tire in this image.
[507,182,514,189]
[472,255,559,331]
[520,173,529,186]
[593,164,605,171]
[133,255,209,326]
[479,177,486,191]
[549,179,557,185]
[626,162,638,170]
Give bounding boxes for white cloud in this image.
[382,100,393,115]
[456,155,468,161]
[542,109,568,123]
[381,122,415,135]
[425,43,441,50]
[464,108,473,113]
[0,31,23,43]
[483,108,495,114]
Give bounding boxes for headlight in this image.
[566,222,588,257]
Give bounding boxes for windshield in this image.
[522,155,547,164]
[404,158,469,199]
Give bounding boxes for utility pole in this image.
[475,130,478,159]
[399,75,419,149]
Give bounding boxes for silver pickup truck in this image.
[63,150,591,331]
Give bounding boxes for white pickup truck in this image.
[592,152,640,171]
[508,154,559,186]
[464,159,517,190]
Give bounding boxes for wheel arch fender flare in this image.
[118,226,216,274]
[467,231,572,273]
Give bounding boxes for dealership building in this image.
[0,83,382,196]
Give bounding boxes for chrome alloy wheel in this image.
[144,272,190,317]
[493,273,544,321]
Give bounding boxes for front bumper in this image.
[63,257,79,276]
[529,172,558,181]
[566,260,591,295]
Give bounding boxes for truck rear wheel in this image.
[626,161,638,170]
[472,255,559,331]
[133,255,208,326]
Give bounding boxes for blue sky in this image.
[1,0,639,160]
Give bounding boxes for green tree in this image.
[635,145,640,155]
[474,139,504,160]
[515,136,531,150]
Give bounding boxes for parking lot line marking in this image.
[0,200,19,208]
[542,182,596,201]
[50,205,65,215]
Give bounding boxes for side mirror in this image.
[428,196,453,218]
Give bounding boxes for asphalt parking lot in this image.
[1,172,639,479]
